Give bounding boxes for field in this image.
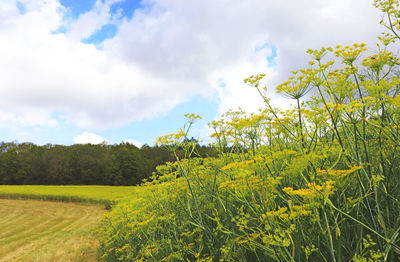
[0,185,138,208]
[0,199,105,262]
[0,185,139,261]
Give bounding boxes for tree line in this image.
[0,141,217,185]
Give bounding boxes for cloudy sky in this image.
[0,0,383,146]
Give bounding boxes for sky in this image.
[0,0,384,146]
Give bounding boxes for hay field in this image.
[0,199,105,262]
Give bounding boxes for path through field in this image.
[0,199,105,262]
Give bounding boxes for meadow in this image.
[0,185,138,209]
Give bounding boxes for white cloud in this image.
[123,139,143,148]
[0,0,384,134]
[104,0,383,113]
[73,131,106,144]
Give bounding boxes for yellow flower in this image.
[334,43,367,65]
[317,166,362,179]
[283,181,336,199]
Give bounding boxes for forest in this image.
[0,141,217,185]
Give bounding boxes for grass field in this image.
[0,185,138,208]
[0,199,105,262]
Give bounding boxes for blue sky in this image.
[0,0,382,146]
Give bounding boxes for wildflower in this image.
[316,166,362,179]
[283,181,336,200]
[244,74,266,88]
[362,51,399,72]
[307,47,328,61]
[334,43,368,65]
[276,73,311,100]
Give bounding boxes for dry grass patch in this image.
[0,199,105,262]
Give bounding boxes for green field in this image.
[0,199,105,262]
[0,185,138,208]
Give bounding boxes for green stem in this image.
[327,199,399,249]
[297,98,306,150]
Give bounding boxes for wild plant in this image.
[98,1,400,261]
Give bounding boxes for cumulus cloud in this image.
[73,131,106,144]
[0,0,383,133]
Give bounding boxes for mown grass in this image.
[0,186,139,261]
[0,199,105,262]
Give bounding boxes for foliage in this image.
[98,2,400,261]
[0,142,217,186]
